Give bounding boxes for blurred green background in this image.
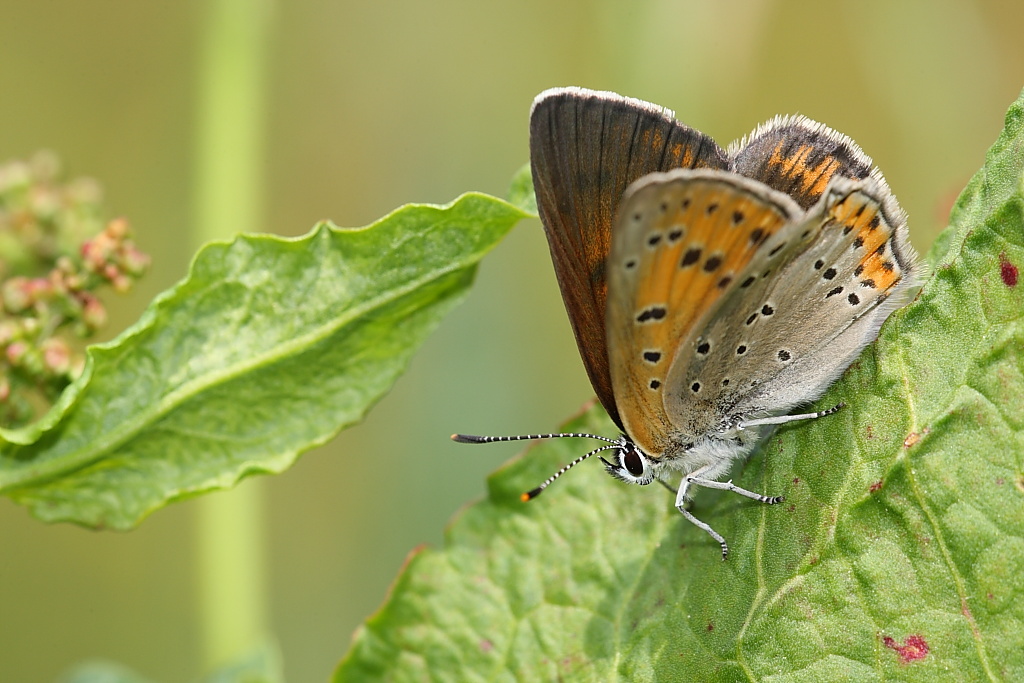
[1,1,1021,680]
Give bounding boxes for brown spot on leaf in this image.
[1000,252,1018,287]
[904,426,929,448]
[870,480,884,493]
[479,639,494,652]
[707,622,714,632]
[962,596,974,621]
[883,634,929,664]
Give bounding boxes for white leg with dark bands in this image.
[677,504,729,560]
[687,477,784,504]
[672,462,785,560]
[738,402,844,429]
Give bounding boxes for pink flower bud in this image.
[3,277,33,312]
[56,256,74,273]
[41,338,71,376]
[28,277,53,303]
[112,274,132,293]
[81,294,107,329]
[0,321,16,344]
[48,270,69,296]
[121,245,151,276]
[6,341,28,365]
[107,217,128,239]
[80,240,104,270]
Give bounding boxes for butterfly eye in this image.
[600,441,655,486]
[622,449,645,477]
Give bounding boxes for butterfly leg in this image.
[673,469,730,559]
[656,477,677,494]
[674,462,784,560]
[737,402,844,429]
[677,503,729,560]
[687,477,784,505]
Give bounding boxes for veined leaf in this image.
[0,193,528,529]
[335,92,1024,681]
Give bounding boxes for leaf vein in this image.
[895,314,998,681]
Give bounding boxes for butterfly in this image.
[454,87,920,558]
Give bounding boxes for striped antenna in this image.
[518,443,621,501]
[450,431,623,501]
[451,432,618,445]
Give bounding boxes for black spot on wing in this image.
[636,306,667,323]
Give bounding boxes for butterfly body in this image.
[455,87,920,558]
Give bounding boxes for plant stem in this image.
[192,0,274,670]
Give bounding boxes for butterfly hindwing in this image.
[710,175,918,418]
[662,174,918,437]
[529,87,729,428]
[731,115,874,210]
[605,170,806,455]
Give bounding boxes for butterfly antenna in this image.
[451,432,618,445]
[520,443,621,502]
[450,431,623,501]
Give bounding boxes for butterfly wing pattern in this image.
[605,170,804,459]
[457,87,920,558]
[530,88,729,429]
[679,175,918,431]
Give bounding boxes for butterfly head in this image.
[600,436,658,487]
[452,431,661,499]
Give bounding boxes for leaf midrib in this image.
[0,249,476,492]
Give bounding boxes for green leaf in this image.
[335,92,1024,680]
[507,162,537,215]
[0,193,527,529]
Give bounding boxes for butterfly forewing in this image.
[530,87,729,428]
[605,170,805,454]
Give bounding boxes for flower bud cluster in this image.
[0,153,149,426]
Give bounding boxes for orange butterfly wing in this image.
[605,170,803,456]
[530,88,728,428]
